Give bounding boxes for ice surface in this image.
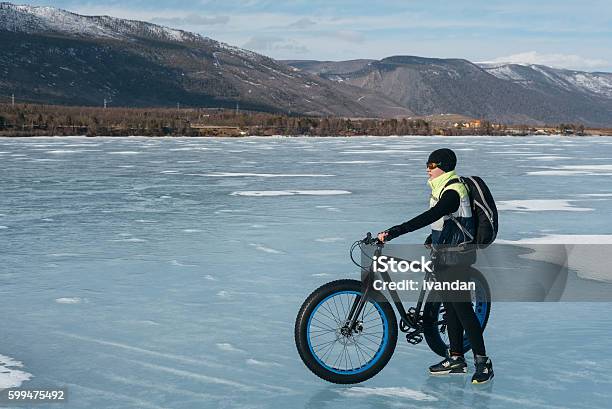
[2,136,612,408]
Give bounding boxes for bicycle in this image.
[294,232,491,384]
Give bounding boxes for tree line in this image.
[0,103,588,137]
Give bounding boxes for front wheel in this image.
[295,279,398,384]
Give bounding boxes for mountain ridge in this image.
[285,57,612,126]
[0,2,411,117]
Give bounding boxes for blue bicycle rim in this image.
[306,290,389,375]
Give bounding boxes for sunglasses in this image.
[426,162,440,170]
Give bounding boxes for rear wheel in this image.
[422,268,491,357]
[295,279,398,384]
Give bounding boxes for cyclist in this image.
[377,148,494,384]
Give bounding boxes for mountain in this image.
[0,3,411,117]
[285,57,612,126]
[479,63,612,99]
[2,3,611,126]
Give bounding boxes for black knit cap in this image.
[427,148,457,172]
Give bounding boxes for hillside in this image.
[286,57,612,126]
[0,3,411,117]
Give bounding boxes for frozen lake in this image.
[1,136,612,408]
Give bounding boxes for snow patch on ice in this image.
[302,160,382,164]
[497,200,593,212]
[205,172,334,178]
[526,156,572,160]
[527,164,612,176]
[55,297,82,304]
[245,358,282,367]
[0,354,32,389]
[578,193,612,197]
[216,291,230,298]
[216,343,246,354]
[109,237,148,242]
[108,151,141,155]
[249,243,283,254]
[231,190,351,197]
[45,149,81,154]
[315,237,344,243]
[169,260,197,267]
[341,150,428,154]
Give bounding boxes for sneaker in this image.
[471,355,494,384]
[429,355,467,375]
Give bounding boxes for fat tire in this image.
[295,279,398,384]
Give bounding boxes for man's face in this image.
[427,164,445,180]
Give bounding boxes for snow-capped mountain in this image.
[480,63,612,99]
[286,57,612,126]
[0,2,205,43]
[0,2,411,117]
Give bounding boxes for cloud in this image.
[487,51,610,71]
[242,35,309,53]
[152,14,230,26]
[287,17,317,29]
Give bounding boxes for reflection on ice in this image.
[337,386,437,401]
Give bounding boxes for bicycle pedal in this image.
[405,332,423,345]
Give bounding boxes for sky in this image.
[19,0,612,72]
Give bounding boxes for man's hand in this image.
[377,232,388,243]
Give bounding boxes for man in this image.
[377,148,494,385]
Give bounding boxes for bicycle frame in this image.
[346,241,437,337]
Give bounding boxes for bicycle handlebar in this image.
[360,232,384,247]
[349,232,384,270]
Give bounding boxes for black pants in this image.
[444,301,486,356]
[438,265,487,357]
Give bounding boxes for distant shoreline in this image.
[1,103,610,137]
[3,134,611,138]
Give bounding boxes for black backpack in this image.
[443,176,498,248]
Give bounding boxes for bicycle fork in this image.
[344,272,373,333]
